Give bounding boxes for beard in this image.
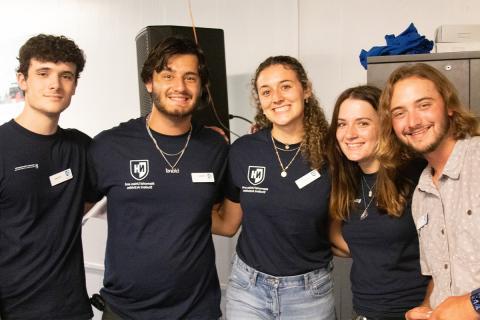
[151,91,198,119]
[402,113,451,154]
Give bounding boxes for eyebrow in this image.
[161,67,199,75]
[259,79,293,89]
[415,97,434,103]
[391,97,434,111]
[337,117,372,121]
[35,67,51,72]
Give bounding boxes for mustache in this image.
[402,124,431,135]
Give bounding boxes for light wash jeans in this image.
[226,254,336,320]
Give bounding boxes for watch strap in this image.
[471,288,480,313]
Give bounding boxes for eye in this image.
[185,74,198,82]
[38,71,48,77]
[358,121,369,127]
[162,73,173,80]
[260,89,270,97]
[61,73,75,81]
[281,84,292,91]
[391,109,405,118]
[337,122,346,128]
[419,103,431,109]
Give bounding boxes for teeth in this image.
[346,143,363,148]
[273,106,289,112]
[169,96,189,102]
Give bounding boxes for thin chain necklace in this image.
[270,132,303,178]
[271,139,301,152]
[145,114,192,174]
[361,175,376,198]
[360,176,375,220]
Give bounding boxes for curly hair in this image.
[140,36,210,104]
[252,56,329,169]
[378,63,480,163]
[17,34,85,80]
[327,85,416,221]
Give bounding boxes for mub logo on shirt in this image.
[130,160,149,181]
[247,166,266,185]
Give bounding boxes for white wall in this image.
[298,0,480,119]
[0,1,298,318]
[3,0,480,318]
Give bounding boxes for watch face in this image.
[472,289,480,313]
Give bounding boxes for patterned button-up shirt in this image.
[412,136,480,308]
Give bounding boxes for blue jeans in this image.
[226,254,335,320]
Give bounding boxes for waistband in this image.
[232,254,333,289]
[353,313,405,320]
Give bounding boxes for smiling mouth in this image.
[168,95,191,104]
[405,125,431,137]
[272,105,290,113]
[345,142,364,149]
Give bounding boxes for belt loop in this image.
[303,273,309,290]
[250,270,258,287]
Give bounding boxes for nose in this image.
[407,109,421,128]
[48,75,61,90]
[345,124,358,139]
[271,89,284,105]
[172,77,187,92]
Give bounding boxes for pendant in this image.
[165,168,180,174]
[281,171,287,177]
[360,209,368,220]
[368,190,373,197]
[285,144,290,150]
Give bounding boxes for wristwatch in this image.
[471,288,480,313]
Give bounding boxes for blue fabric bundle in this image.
[359,23,434,69]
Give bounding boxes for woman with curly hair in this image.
[212,56,335,319]
[327,85,430,320]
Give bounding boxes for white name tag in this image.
[49,168,73,186]
[295,169,321,189]
[416,214,429,230]
[191,172,215,183]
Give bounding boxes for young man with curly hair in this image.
[0,34,97,319]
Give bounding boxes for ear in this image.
[17,72,27,91]
[71,81,78,96]
[145,80,153,93]
[304,81,313,100]
[447,107,454,117]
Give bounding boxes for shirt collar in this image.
[416,138,469,193]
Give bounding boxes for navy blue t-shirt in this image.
[226,129,332,276]
[0,120,95,320]
[89,117,228,319]
[342,165,430,318]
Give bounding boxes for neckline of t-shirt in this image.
[9,119,61,141]
[267,130,302,149]
[360,170,377,183]
[144,117,195,139]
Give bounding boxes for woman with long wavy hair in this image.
[212,56,335,319]
[327,85,430,320]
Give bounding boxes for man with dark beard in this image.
[378,63,480,320]
[88,37,228,319]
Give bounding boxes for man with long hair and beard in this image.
[378,63,480,320]
[89,37,228,319]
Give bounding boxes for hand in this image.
[250,123,260,134]
[205,126,229,142]
[430,294,479,320]
[405,306,433,320]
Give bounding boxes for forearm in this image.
[329,218,351,257]
[211,200,242,237]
